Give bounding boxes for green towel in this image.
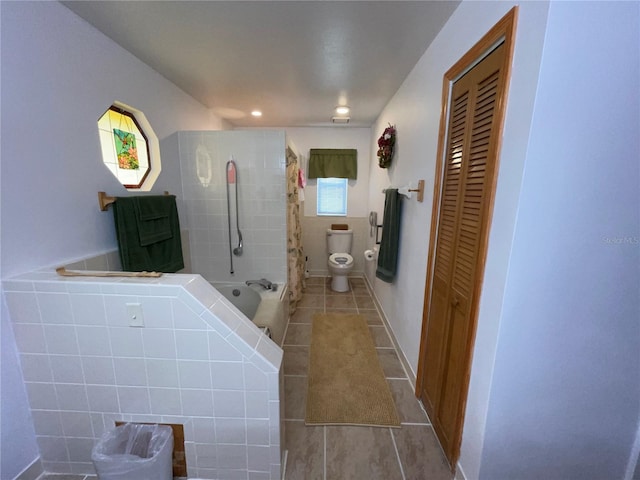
[113,195,184,273]
[376,189,402,283]
[134,195,173,246]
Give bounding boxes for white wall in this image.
[365,2,550,478]
[0,1,222,279]
[0,3,222,477]
[479,2,640,479]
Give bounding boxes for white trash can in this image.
[91,423,173,480]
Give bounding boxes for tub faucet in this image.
[246,278,276,291]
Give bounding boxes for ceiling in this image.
[62,1,460,127]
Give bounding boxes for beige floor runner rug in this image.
[305,313,400,427]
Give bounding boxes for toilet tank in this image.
[326,229,353,254]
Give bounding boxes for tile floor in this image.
[283,276,453,480]
[37,277,452,480]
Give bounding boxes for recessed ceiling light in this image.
[251,110,262,117]
[335,106,350,115]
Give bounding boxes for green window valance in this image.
[308,149,357,179]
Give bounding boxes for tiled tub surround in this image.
[178,130,287,285]
[4,271,284,479]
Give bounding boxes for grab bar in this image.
[226,158,243,274]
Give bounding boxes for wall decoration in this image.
[377,124,397,169]
[113,128,139,170]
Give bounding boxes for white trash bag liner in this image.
[91,423,173,480]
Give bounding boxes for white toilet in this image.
[326,228,354,292]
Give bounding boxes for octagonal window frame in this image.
[97,102,161,191]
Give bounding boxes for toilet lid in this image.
[329,253,354,266]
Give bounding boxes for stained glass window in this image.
[97,104,157,189]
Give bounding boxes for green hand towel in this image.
[113,195,184,273]
[376,189,402,283]
[134,195,173,246]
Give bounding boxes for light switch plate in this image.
[126,303,144,327]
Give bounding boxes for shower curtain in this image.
[286,146,305,313]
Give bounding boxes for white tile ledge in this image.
[4,269,282,372]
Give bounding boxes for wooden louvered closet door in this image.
[418,41,507,466]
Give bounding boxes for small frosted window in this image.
[97,103,160,190]
[317,178,347,216]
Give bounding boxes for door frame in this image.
[416,7,518,468]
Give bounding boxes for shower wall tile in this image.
[81,356,116,385]
[211,361,244,390]
[109,326,144,357]
[76,326,111,356]
[31,410,64,436]
[59,411,94,438]
[50,355,84,383]
[38,293,73,324]
[243,362,268,391]
[114,357,147,385]
[178,360,212,389]
[4,271,283,479]
[4,291,40,323]
[149,387,182,415]
[43,325,79,354]
[247,418,270,446]
[142,296,174,328]
[180,389,214,416]
[146,358,180,387]
[171,296,199,321]
[175,330,210,360]
[213,390,245,418]
[37,436,69,462]
[117,386,151,414]
[12,323,47,353]
[20,353,53,382]
[215,418,246,444]
[246,391,270,419]
[209,330,244,361]
[142,329,177,359]
[178,131,287,285]
[56,384,90,412]
[26,382,58,410]
[86,385,119,412]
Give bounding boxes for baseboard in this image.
[281,449,289,480]
[455,462,468,480]
[363,275,417,389]
[15,457,43,480]
[624,420,640,480]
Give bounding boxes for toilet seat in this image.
[329,253,354,267]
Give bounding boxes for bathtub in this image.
[212,282,288,346]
